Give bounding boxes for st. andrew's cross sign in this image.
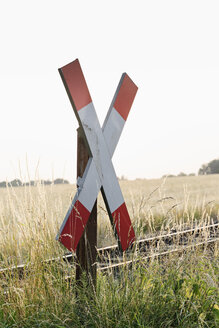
[56,59,138,253]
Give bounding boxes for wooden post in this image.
[76,127,97,287]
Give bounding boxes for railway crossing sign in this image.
[56,59,138,253]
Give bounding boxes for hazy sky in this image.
[0,0,219,182]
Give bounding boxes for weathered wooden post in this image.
[76,127,97,286]
[56,58,138,288]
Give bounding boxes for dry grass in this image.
[0,175,218,327]
[98,175,219,246]
[0,175,218,264]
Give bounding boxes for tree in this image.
[198,159,219,175]
[9,179,22,187]
[178,172,187,177]
[0,181,6,188]
[54,178,69,184]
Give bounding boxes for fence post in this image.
[76,127,97,288]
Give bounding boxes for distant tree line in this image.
[0,178,69,188]
[162,158,219,178]
[198,159,219,175]
[162,172,196,178]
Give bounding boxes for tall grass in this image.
[0,175,218,327]
[1,251,218,327]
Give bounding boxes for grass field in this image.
[0,175,218,327]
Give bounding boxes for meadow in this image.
[0,175,218,327]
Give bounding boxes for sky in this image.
[0,0,219,182]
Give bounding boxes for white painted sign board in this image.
[56,59,138,252]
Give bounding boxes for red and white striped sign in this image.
[56,59,138,252]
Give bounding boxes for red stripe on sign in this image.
[60,59,92,111]
[113,74,138,121]
[112,202,135,251]
[59,200,90,252]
